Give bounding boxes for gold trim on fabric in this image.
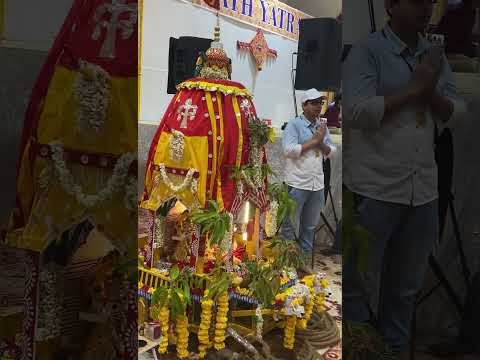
[232,96,243,167]
[205,92,217,198]
[177,80,252,98]
[216,92,225,211]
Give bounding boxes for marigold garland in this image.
[213,292,229,350]
[158,306,170,354]
[176,313,190,358]
[198,297,213,358]
[283,315,297,349]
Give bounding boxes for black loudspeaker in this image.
[295,18,342,91]
[167,36,212,94]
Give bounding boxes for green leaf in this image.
[183,284,191,305]
[171,289,185,318]
[170,265,180,281]
[152,286,169,308]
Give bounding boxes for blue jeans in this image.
[343,193,438,353]
[281,186,325,253]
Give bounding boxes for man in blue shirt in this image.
[281,88,337,271]
[343,0,466,358]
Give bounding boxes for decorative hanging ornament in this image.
[203,0,220,10]
[237,29,278,71]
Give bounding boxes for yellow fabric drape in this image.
[142,132,208,210]
[7,65,137,253]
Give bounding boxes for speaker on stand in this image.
[167,36,212,94]
[293,18,342,92]
[289,18,342,267]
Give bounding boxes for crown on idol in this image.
[195,17,232,80]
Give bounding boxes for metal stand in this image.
[410,128,471,359]
[291,52,298,117]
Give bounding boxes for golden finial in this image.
[214,13,220,42]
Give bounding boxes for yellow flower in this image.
[268,127,275,143]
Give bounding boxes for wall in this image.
[140,0,337,130]
[3,0,72,49]
[0,48,46,225]
[343,0,386,44]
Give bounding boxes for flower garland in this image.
[73,60,110,135]
[155,163,198,194]
[264,200,278,237]
[50,142,135,208]
[177,80,252,98]
[124,175,138,214]
[169,130,185,163]
[158,307,170,354]
[213,292,229,350]
[283,315,297,349]
[38,163,53,193]
[154,215,166,249]
[36,266,63,341]
[198,295,213,358]
[176,313,189,358]
[303,274,330,314]
[255,304,264,339]
[241,169,257,193]
[297,292,313,330]
[222,212,234,272]
[283,283,310,317]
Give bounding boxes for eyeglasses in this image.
[306,99,326,106]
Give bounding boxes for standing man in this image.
[281,88,337,270]
[343,0,466,358]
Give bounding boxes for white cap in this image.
[300,88,326,105]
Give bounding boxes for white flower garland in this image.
[169,130,185,163]
[241,170,257,193]
[74,60,110,135]
[124,176,137,213]
[255,304,264,339]
[154,215,166,249]
[50,142,135,208]
[283,283,311,317]
[155,163,197,194]
[38,163,53,193]
[222,212,234,272]
[36,267,63,341]
[264,200,278,238]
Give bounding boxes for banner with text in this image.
[189,0,312,41]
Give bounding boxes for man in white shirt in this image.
[343,0,466,358]
[281,88,337,265]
